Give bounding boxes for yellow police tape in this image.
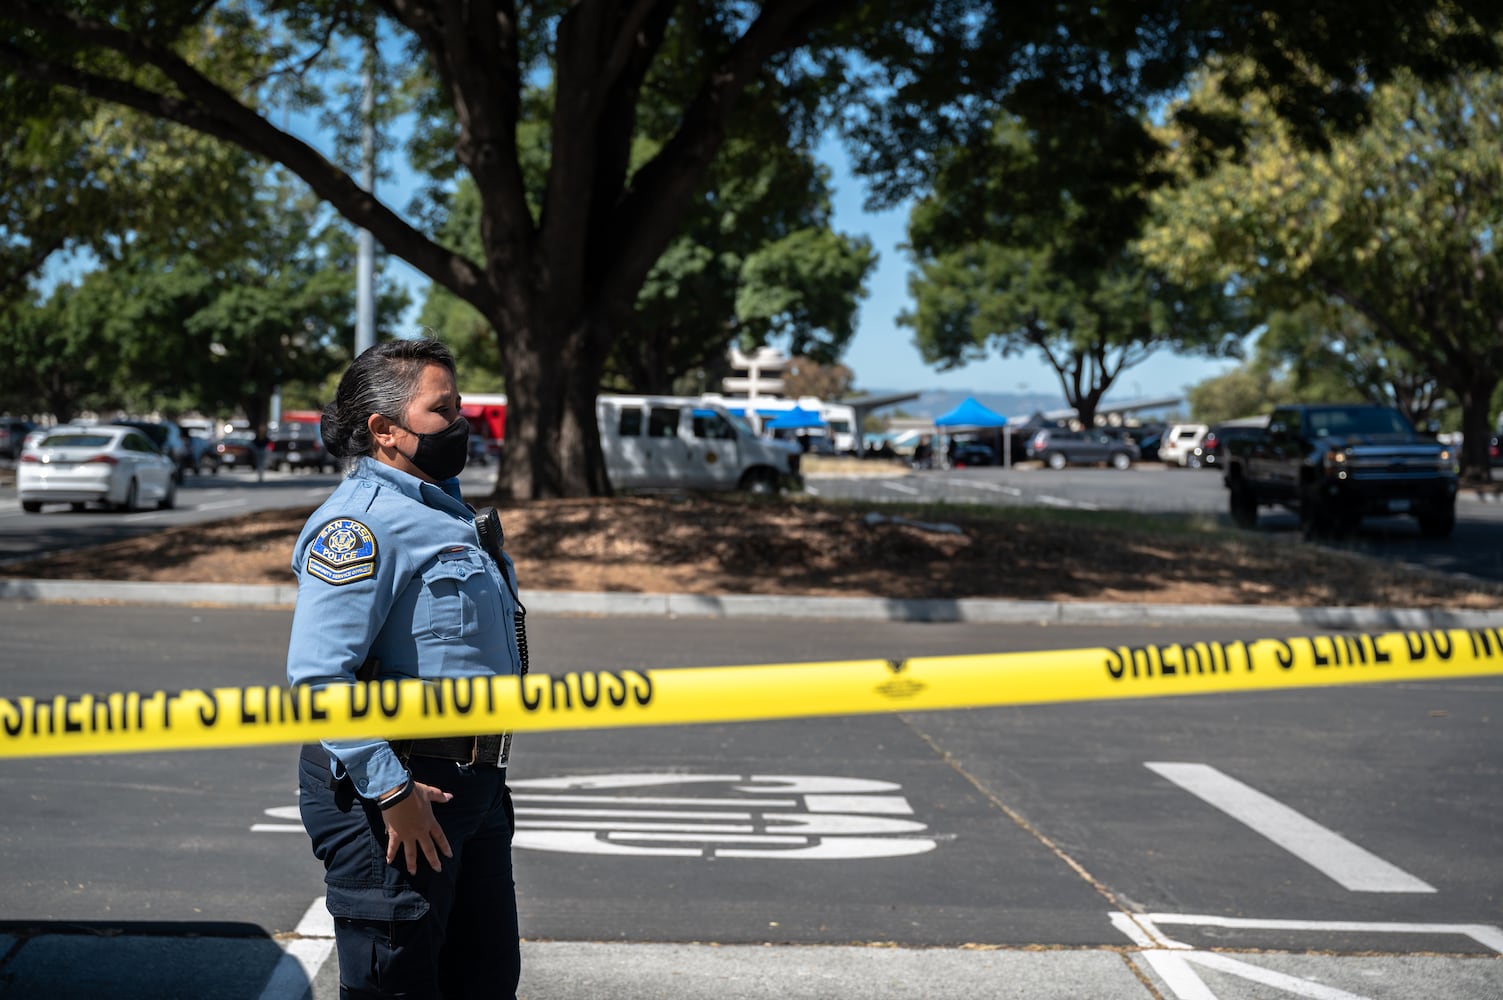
[2,626,1501,759]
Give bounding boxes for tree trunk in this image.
[492,310,612,499]
[1454,372,1501,483]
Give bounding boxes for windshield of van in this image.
[724,412,755,436]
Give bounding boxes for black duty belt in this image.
[397,735,508,769]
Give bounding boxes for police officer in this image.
[288,339,522,999]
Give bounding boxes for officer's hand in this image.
[382,781,455,874]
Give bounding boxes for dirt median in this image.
[4,493,1501,611]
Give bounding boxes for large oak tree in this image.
[4,1,1501,495]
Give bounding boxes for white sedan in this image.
[18,425,178,513]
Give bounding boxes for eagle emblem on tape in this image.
[306,518,378,586]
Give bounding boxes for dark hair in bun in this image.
[321,338,457,459]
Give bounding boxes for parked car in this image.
[1491,435,1501,467]
[949,442,996,467]
[1191,417,1269,469]
[468,433,491,467]
[114,419,191,482]
[1159,423,1209,467]
[1131,431,1162,462]
[212,431,261,471]
[0,417,37,461]
[177,421,220,472]
[1026,429,1138,470]
[17,424,178,512]
[266,423,340,472]
[21,425,58,452]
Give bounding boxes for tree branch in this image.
[601,0,856,306]
[244,0,352,92]
[543,0,674,317]
[2,3,491,311]
[382,0,534,310]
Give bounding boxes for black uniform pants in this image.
[299,747,521,999]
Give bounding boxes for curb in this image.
[2,578,1500,630]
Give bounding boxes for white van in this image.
[1160,423,1209,467]
[596,395,799,493]
[701,394,858,454]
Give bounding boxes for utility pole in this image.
[354,32,377,357]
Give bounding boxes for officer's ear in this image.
[368,412,400,448]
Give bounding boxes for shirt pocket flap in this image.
[421,550,495,639]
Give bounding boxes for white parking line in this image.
[1038,494,1100,510]
[1146,762,1436,893]
[965,482,1022,496]
[880,481,921,495]
[1140,913,1503,953]
[257,897,335,1000]
[1118,911,1503,1000]
[195,498,250,511]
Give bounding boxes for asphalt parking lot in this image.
[0,606,1500,999]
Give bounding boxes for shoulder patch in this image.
[306,518,378,586]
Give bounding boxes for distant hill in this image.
[849,386,1190,424]
[853,388,1068,422]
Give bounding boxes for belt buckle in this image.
[472,734,504,767]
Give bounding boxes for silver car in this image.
[18,424,178,513]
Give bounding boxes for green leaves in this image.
[902,106,1247,427]
[1143,56,1503,472]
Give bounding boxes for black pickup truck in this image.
[1222,403,1459,538]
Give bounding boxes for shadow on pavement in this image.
[0,919,302,1000]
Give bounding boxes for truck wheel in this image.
[741,469,780,495]
[1228,480,1259,529]
[21,500,41,513]
[1416,505,1456,539]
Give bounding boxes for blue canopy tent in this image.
[764,407,825,431]
[932,396,1011,467]
[762,406,829,455]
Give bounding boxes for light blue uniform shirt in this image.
[286,456,522,799]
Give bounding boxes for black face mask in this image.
[399,415,470,481]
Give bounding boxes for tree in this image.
[904,239,1245,428]
[1259,304,1448,429]
[180,174,411,433]
[0,281,127,422]
[1141,58,1503,477]
[421,139,875,398]
[901,113,1247,428]
[1185,363,1292,427]
[781,357,855,401]
[0,169,400,431]
[5,1,1501,495]
[1185,305,1450,427]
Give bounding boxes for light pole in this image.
[354,32,377,357]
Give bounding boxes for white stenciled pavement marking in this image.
[253,804,304,833]
[1146,762,1435,893]
[509,773,941,859]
